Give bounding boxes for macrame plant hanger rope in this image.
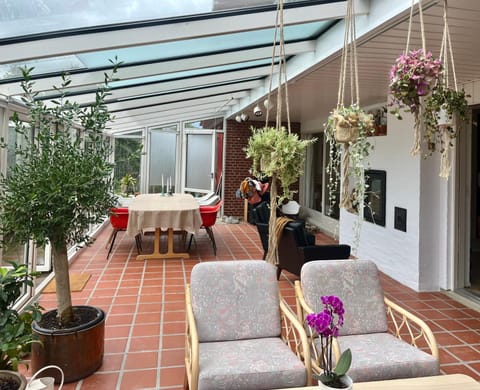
[405,0,427,156]
[264,0,292,266]
[438,0,458,178]
[337,0,360,209]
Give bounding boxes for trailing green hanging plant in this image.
[245,126,315,203]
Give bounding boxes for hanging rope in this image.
[405,0,427,156]
[335,0,359,209]
[438,0,459,178]
[264,0,292,266]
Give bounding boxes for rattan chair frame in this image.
[185,284,312,390]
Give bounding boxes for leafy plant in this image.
[389,49,443,118]
[245,126,315,202]
[119,173,137,195]
[424,85,469,154]
[0,261,42,370]
[306,295,352,388]
[0,59,120,326]
[324,104,375,251]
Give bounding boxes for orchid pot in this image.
[317,374,353,390]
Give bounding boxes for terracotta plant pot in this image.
[0,371,27,390]
[30,306,105,383]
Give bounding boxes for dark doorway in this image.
[469,110,480,296]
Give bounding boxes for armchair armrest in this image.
[279,296,312,386]
[299,244,351,261]
[185,284,199,390]
[385,296,439,360]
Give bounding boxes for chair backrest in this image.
[190,260,281,342]
[110,207,129,229]
[199,200,222,227]
[282,221,310,247]
[300,259,388,336]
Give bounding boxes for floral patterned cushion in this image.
[301,259,388,335]
[198,338,307,389]
[335,332,440,382]
[190,260,281,342]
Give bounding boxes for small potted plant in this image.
[0,261,42,390]
[119,173,137,196]
[324,104,375,218]
[305,295,352,389]
[389,49,443,154]
[423,84,469,178]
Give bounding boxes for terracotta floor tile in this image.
[129,336,160,352]
[80,372,119,389]
[160,366,185,387]
[120,369,157,390]
[97,354,124,371]
[160,348,185,366]
[445,345,480,361]
[441,364,480,380]
[131,323,161,337]
[104,337,128,354]
[162,335,185,349]
[124,351,159,370]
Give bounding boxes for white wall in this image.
[340,110,425,290]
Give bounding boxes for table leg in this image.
[136,228,190,260]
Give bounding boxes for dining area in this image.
[109,192,222,261]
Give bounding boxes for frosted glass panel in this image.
[185,134,212,190]
[149,129,177,193]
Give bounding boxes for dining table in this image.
[126,193,202,260]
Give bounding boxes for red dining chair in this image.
[188,200,223,255]
[106,207,142,258]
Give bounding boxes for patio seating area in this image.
[32,221,480,389]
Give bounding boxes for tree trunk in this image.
[51,240,73,325]
[265,174,278,265]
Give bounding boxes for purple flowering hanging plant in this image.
[389,49,443,118]
[306,295,352,388]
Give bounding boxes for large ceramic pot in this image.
[0,371,27,390]
[30,306,105,383]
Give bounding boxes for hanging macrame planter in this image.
[244,0,315,266]
[423,0,469,178]
[325,0,374,214]
[389,0,443,156]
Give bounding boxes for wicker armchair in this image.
[295,259,439,383]
[185,260,312,390]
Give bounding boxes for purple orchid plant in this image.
[306,295,352,388]
[389,49,443,117]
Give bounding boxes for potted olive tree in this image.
[0,60,120,382]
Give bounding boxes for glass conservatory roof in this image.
[0,0,362,133]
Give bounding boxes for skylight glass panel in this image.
[0,0,317,39]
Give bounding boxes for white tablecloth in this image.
[127,193,201,236]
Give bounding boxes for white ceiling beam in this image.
[43,65,276,106]
[0,41,312,97]
[111,92,247,120]
[1,2,368,64]
[105,79,262,112]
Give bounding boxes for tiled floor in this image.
[32,221,480,389]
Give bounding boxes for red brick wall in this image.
[223,120,301,218]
